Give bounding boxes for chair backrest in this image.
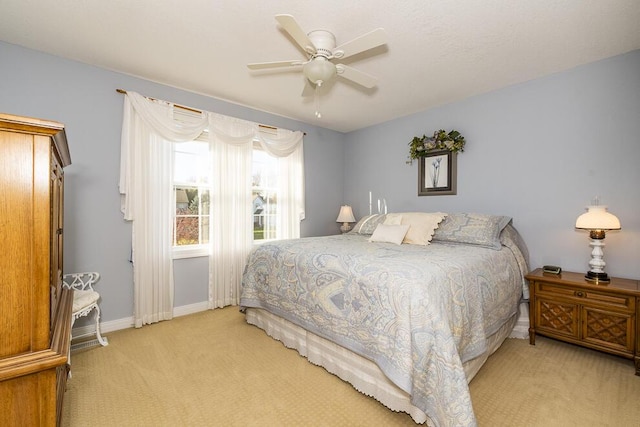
[62,272,101,292]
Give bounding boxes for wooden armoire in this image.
[0,113,73,426]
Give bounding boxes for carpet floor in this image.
[62,306,640,426]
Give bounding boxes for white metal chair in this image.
[62,272,109,347]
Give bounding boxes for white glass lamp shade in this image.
[575,205,621,231]
[575,204,621,284]
[336,205,356,233]
[303,58,336,86]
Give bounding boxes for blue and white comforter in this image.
[240,233,527,426]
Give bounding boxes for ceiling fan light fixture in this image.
[248,14,388,119]
[303,57,336,86]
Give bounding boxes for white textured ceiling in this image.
[1,1,639,132]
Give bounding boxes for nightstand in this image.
[525,268,640,376]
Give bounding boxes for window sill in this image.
[173,246,209,259]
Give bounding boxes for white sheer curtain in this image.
[207,125,306,308]
[257,129,305,239]
[120,91,305,321]
[120,92,208,327]
[207,114,255,308]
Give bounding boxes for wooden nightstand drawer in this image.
[536,296,579,339]
[536,282,635,312]
[582,306,635,354]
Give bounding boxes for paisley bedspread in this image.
[240,233,527,426]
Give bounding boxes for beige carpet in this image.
[62,307,640,426]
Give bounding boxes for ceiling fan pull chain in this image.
[315,83,322,118]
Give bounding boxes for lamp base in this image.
[340,223,352,234]
[585,271,610,284]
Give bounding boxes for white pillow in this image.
[383,213,403,225]
[368,224,410,245]
[399,212,447,245]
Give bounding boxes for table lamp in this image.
[575,201,620,283]
[336,205,356,233]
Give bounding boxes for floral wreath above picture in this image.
[408,129,466,196]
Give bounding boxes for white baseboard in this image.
[71,301,210,339]
[173,301,209,317]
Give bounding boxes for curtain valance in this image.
[126,91,208,141]
[123,91,303,155]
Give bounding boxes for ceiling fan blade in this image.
[333,28,387,60]
[335,64,378,88]
[247,60,304,70]
[275,14,316,54]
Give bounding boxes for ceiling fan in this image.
[247,14,387,117]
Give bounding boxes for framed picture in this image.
[418,150,457,196]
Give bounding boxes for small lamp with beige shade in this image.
[336,205,356,233]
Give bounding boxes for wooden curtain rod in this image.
[117,88,204,115]
[116,89,292,133]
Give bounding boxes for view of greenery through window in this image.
[173,141,279,249]
[174,141,210,246]
[175,187,210,245]
[252,149,278,241]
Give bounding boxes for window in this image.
[173,139,281,257]
[252,148,279,242]
[173,140,211,258]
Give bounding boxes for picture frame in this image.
[418,150,457,196]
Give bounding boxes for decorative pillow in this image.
[432,213,512,250]
[350,214,387,235]
[369,224,410,245]
[398,212,448,245]
[383,213,403,225]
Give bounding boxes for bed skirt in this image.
[244,302,528,424]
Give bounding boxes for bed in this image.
[240,212,530,426]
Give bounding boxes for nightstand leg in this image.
[528,296,535,345]
[635,356,639,376]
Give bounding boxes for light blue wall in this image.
[1,41,638,328]
[0,41,346,324]
[345,50,640,280]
